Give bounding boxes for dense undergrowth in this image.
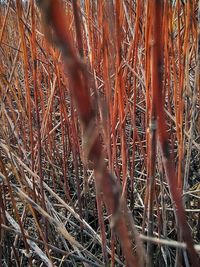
[0,0,200,266]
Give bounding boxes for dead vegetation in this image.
[0,0,200,266]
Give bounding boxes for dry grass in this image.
[0,0,200,266]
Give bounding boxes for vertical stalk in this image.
[152,0,200,266]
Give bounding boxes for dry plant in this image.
[0,0,200,266]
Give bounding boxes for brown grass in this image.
[0,0,200,266]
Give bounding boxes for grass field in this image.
[0,1,200,266]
